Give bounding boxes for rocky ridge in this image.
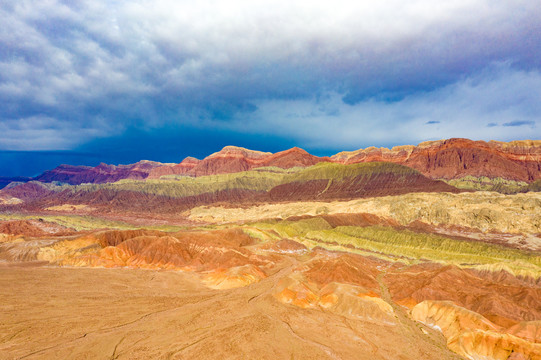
[3,138,541,189]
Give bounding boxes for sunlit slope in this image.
[411,300,541,359]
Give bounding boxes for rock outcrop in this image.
[332,138,541,182]
[62,228,270,286]
[386,263,541,327]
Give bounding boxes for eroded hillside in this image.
[1,191,540,359]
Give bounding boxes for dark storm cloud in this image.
[0,126,298,176]
[0,149,103,177]
[0,0,540,154]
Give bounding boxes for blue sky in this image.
[0,0,540,176]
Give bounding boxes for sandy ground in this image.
[0,262,464,360]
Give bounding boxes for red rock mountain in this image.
[148,157,200,178]
[149,139,541,182]
[258,147,328,168]
[147,146,328,178]
[189,146,271,176]
[33,160,166,185]
[331,138,541,182]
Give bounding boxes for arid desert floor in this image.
[1,261,465,360]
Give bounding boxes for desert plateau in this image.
[1,138,541,359]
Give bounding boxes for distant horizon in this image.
[2,136,540,178]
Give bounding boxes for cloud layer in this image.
[219,63,541,150]
[0,0,540,152]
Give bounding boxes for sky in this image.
[0,0,540,176]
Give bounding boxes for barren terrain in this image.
[0,263,463,360]
[1,139,541,359]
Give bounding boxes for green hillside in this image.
[445,176,528,194]
[249,217,541,278]
[58,162,434,199]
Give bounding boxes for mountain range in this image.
[2,137,540,215]
[2,138,540,188]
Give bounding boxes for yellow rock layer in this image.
[411,300,541,360]
[274,274,396,324]
[411,300,501,340]
[189,191,541,236]
[450,330,541,360]
[37,237,100,263]
[0,233,24,243]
